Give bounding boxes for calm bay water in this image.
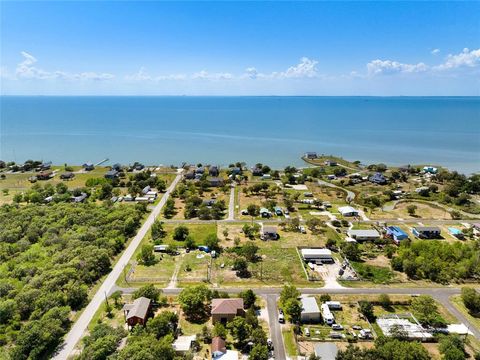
[1,96,479,173]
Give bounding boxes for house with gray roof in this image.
[123,296,152,327]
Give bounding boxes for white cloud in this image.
[367,59,428,75]
[125,67,152,81]
[192,70,233,80]
[431,49,440,55]
[13,51,114,81]
[244,67,258,79]
[278,57,319,78]
[435,48,480,70]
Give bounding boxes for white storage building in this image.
[301,297,321,323]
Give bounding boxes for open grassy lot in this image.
[117,223,217,287]
[370,201,452,220]
[350,260,396,284]
[451,295,480,330]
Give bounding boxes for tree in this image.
[306,218,324,233]
[280,284,300,308]
[117,334,175,360]
[110,290,122,308]
[228,316,250,348]
[239,242,259,262]
[147,311,178,339]
[358,301,375,322]
[184,235,196,250]
[341,242,361,261]
[407,204,417,216]
[247,204,260,223]
[173,225,189,241]
[411,295,446,327]
[212,322,227,338]
[151,220,167,242]
[233,258,250,278]
[319,294,331,302]
[239,289,256,309]
[55,182,68,194]
[249,344,269,360]
[205,234,220,252]
[137,244,156,265]
[178,285,211,321]
[133,284,161,302]
[439,335,465,360]
[461,287,480,314]
[283,298,302,323]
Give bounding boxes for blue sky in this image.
[1,1,479,95]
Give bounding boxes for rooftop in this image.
[123,297,151,321]
[211,298,244,315]
[301,297,320,314]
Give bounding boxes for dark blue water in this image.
[1,96,479,173]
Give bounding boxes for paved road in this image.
[227,185,235,220]
[53,171,183,360]
[266,294,287,360]
[318,179,356,202]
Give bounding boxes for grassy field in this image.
[350,261,396,284]
[283,327,298,357]
[451,295,480,330]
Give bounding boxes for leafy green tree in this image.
[116,334,175,360]
[133,284,161,302]
[147,311,178,339]
[358,301,375,322]
[233,258,250,278]
[239,242,259,262]
[247,204,260,223]
[212,323,227,338]
[249,344,269,360]
[205,234,220,252]
[378,294,392,309]
[151,220,167,241]
[178,285,211,321]
[173,225,189,241]
[411,295,446,327]
[461,287,480,314]
[137,244,156,265]
[341,242,361,261]
[407,204,417,216]
[228,316,250,348]
[283,298,302,323]
[239,289,256,309]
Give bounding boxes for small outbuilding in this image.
[60,172,75,180]
[301,297,321,323]
[173,335,196,354]
[386,226,408,243]
[104,170,119,179]
[314,343,338,360]
[261,226,279,240]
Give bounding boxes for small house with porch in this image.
[412,226,441,239]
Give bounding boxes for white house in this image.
[325,301,342,310]
[338,206,359,217]
[301,248,333,264]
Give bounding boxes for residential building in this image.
[386,226,409,243]
[211,337,227,358]
[304,152,318,159]
[301,297,321,323]
[83,162,94,171]
[104,170,119,179]
[412,226,441,239]
[60,172,75,180]
[338,206,359,217]
[123,297,151,327]
[195,166,205,174]
[423,166,438,174]
[347,229,380,242]
[211,298,245,324]
[72,192,88,203]
[251,167,263,176]
[37,171,52,180]
[209,177,224,187]
[259,207,271,218]
[369,172,387,185]
[301,248,333,264]
[324,160,337,166]
[273,206,283,216]
[209,166,220,177]
[112,163,122,171]
[448,227,464,239]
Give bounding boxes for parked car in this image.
[299,226,306,234]
[332,324,344,331]
[304,328,310,337]
[267,339,274,350]
[352,325,362,330]
[278,313,285,323]
[241,209,249,215]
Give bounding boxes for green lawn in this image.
[451,295,480,330]
[350,261,395,284]
[282,328,298,356]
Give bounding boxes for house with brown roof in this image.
[211,337,227,357]
[123,297,151,328]
[211,298,245,324]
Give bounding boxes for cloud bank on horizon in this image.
[3,48,479,85]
